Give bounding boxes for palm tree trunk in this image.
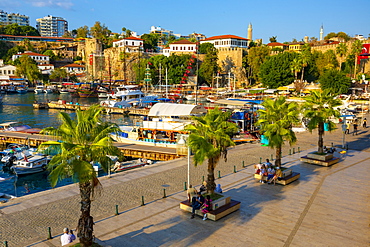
[206,159,216,193]
[77,182,94,247]
[300,66,305,81]
[318,122,324,153]
[275,146,282,168]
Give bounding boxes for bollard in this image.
[163,188,167,198]
[259,157,262,163]
[271,154,273,161]
[184,182,187,191]
[234,165,236,173]
[218,170,221,179]
[298,147,300,153]
[47,227,52,240]
[202,176,204,182]
[115,205,119,215]
[346,144,348,150]
[331,142,334,147]
[141,196,145,206]
[4,241,8,247]
[242,160,245,168]
[293,148,295,154]
[289,149,291,155]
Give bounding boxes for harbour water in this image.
[0,92,139,197]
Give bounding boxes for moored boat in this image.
[11,155,48,175]
[0,192,16,203]
[34,85,45,94]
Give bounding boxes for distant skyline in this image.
[1,0,369,43]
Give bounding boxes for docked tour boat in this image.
[34,85,45,94]
[0,192,16,203]
[11,155,48,175]
[110,85,157,104]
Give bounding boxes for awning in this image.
[148,103,207,117]
[264,89,277,94]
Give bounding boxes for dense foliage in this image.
[319,69,351,95]
[0,23,39,36]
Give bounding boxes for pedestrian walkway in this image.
[30,147,369,247]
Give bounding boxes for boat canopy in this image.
[148,103,207,117]
[215,99,263,106]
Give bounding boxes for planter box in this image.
[307,152,333,161]
[300,155,339,167]
[211,194,230,210]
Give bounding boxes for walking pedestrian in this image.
[363,118,367,128]
[353,120,358,135]
[345,122,350,134]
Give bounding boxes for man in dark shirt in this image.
[191,192,205,219]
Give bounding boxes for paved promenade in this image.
[0,125,369,246]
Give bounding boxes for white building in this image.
[36,15,68,37]
[200,35,249,49]
[62,63,85,74]
[0,10,29,26]
[12,51,50,65]
[38,64,55,75]
[112,37,144,52]
[0,64,16,76]
[164,40,197,57]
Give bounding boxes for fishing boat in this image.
[77,83,98,98]
[11,155,48,176]
[16,87,28,94]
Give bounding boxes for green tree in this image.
[186,108,238,193]
[259,51,297,88]
[141,33,159,52]
[39,106,120,247]
[302,90,341,154]
[90,22,111,47]
[198,45,219,84]
[256,96,299,167]
[336,42,348,70]
[198,43,214,54]
[319,69,351,95]
[247,46,270,82]
[350,39,363,78]
[76,26,89,38]
[315,50,339,76]
[290,58,302,79]
[50,68,67,82]
[269,36,277,43]
[15,55,41,85]
[43,50,57,61]
[300,44,311,81]
[324,32,351,42]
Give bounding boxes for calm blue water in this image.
[0,92,139,197]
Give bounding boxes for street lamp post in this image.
[178,134,190,188]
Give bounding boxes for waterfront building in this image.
[36,15,68,37]
[199,34,249,49]
[12,51,50,65]
[112,37,144,52]
[62,63,86,74]
[38,64,55,75]
[0,64,16,77]
[163,40,197,57]
[0,10,29,26]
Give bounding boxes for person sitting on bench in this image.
[191,192,205,219]
[199,181,207,194]
[187,185,197,202]
[201,195,212,220]
[268,167,282,185]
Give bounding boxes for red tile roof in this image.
[17,52,47,57]
[38,64,54,66]
[170,40,196,45]
[267,42,288,47]
[202,35,249,41]
[63,64,85,68]
[124,36,143,41]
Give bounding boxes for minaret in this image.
[247,23,253,41]
[320,25,324,41]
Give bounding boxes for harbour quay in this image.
[0,123,369,246]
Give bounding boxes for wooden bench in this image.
[300,155,340,167]
[254,172,300,185]
[180,199,241,221]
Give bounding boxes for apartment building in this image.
[0,10,29,26]
[36,15,68,37]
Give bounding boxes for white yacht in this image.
[34,85,45,94]
[11,155,48,175]
[111,85,157,103]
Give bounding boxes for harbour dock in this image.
[34,101,150,116]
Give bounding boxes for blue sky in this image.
[1,0,369,43]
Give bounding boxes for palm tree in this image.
[336,42,347,70]
[290,58,302,80]
[186,108,238,193]
[256,96,300,167]
[302,90,342,154]
[39,105,120,247]
[351,39,363,78]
